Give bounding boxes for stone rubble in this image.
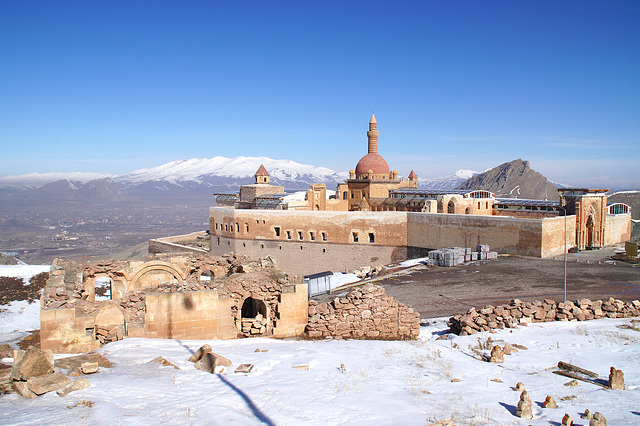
[306,284,420,340]
[608,366,624,390]
[515,390,533,419]
[542,395,558,409]
[449,297,640,335]
[589,412,607,426]
[562,413,574,425]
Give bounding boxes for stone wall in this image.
[149,231,209,255]
[306,284,420,340]
[605,213,632,245]
[406,212,546,257]
[448,297,640,335]
[540,215,577,258]
[40,254,309,353]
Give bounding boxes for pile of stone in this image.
[95,325,124,345]
[353,265,383,279]
[306,284,420,340]
[449,297,640,335]
[427,245,498,267]
[2,346,95,398]
[241,313,268,335]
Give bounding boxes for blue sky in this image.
[1,1,639,188]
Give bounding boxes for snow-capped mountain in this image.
[0,172,114,191]
[418,169,478,190]
[114,156,348,190]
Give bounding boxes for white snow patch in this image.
[0,265,50,281]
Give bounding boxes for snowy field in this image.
[1,266,639,425]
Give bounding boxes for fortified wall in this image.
[40,254,308,353]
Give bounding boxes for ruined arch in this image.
[237,297,269,336]
[447,200,456,214]
[129,261,186,290]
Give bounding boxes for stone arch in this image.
[465,207,471,214]
[129,261,186,290]
[586,213,595,248]
[447,200,456,214]
[84,271,127,301]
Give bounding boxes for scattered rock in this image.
[542,395,557,409]
[489,345,504,363]
[293,365,309,371]
[516,390,533,419]
[11,346,54,381]
[564,379,578,387]
[514,382,525,391]
[13,381,37,398]
[502,343,515,355]
[0,343,13,359]
[188,344,212,363]
[589,412,607,426]
[26,371,71,395]
[427,420,454,426]
[194,352,232,374]
[608,366,624,390]
[450,378,460,382]
[81,362,99,374]
[562,413,573,425]
[148,356,179,369]
[581,409,593,420]
[234,364,254,373]
[57,378,90,397]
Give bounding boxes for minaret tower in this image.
[367,113,379,154]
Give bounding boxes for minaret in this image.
[367,113,379,154]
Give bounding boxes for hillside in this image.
[456,159,559,200]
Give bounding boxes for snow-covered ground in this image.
[1,267,639,425]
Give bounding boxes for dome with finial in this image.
[355,153,390,176]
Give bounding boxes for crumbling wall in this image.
[40,254,309,353]
[449,297,640,335]
[306,284,420,340]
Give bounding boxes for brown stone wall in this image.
[306,284,420,340]
[449,297,640,335]
[211,236,407,276]
[274,283,309,338]
[541,215,577,258]
[605,213,632,245]
[407,212,545,257]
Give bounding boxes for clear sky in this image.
[1,1,639,188]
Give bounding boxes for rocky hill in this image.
[455,159,559,200]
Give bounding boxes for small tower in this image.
[367,113,379,154]
[254,164,269,184]
[408,170,418,182]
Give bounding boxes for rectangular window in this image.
[369,233,375,243]
[310,232,315,241]
[298,231,303,240]
[343,191,347,200]
[245,223,249,232]
[235,223,239,232]
[478,202,480,209]
[322,232,327,241]
[274,227,281,237]
[353,232,359,243]
[286,231,292,239]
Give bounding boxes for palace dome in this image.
[355,153,390,176]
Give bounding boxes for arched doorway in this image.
[94,276,112,300]
[239,297,268,337]
[586,215,595,248]
[447,201,456,214]
[465,207,471,214]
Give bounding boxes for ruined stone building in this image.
[207,115,632,275]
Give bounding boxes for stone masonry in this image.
[449,297,640,335]
[306,284,420,339]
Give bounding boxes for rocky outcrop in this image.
[306,284,420,340]
[449,297,640,335]
[456,158,558,200]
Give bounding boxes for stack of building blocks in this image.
[426,245,498,267]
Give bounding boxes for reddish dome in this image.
[355,153,390,176]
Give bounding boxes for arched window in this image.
[448,201,455,214]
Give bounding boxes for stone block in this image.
[27,371,71,395]
[57,377,90,397]
[234,363,254,373]
[188,344,212,363]
[13,381,37,398]
[81,362,99,374]
[194,352,232,374]
[12,347,54,381]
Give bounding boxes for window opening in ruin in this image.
[274,227,281,237]
[353,232,359,243]
[486,202,489,209]
[369,233,375,243]
[235,223,239,232]
[243,243,246,247]
[343,191,347,200]
[322,232,327,241]
[300,246,303,250]
[225,224,228,231]
[322,249,326,253]
[261,244,264,248]
[448,201,455,214]
[478,202,480,209]
[200,270,213,282]
[262,220,266,224]
[351,193,354,199]
[298,231,303,240]
[94,276,111,300]
[279,245,282,250]
[245,223,249,232]
[217,237,220,245]
[215,223,218,230]
[310,232,315,241]
[256,220,259,224]
[286,231,292,239]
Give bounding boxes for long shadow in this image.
[176,339,275,426]
[498,401,517,416]
[217,374,276,426]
